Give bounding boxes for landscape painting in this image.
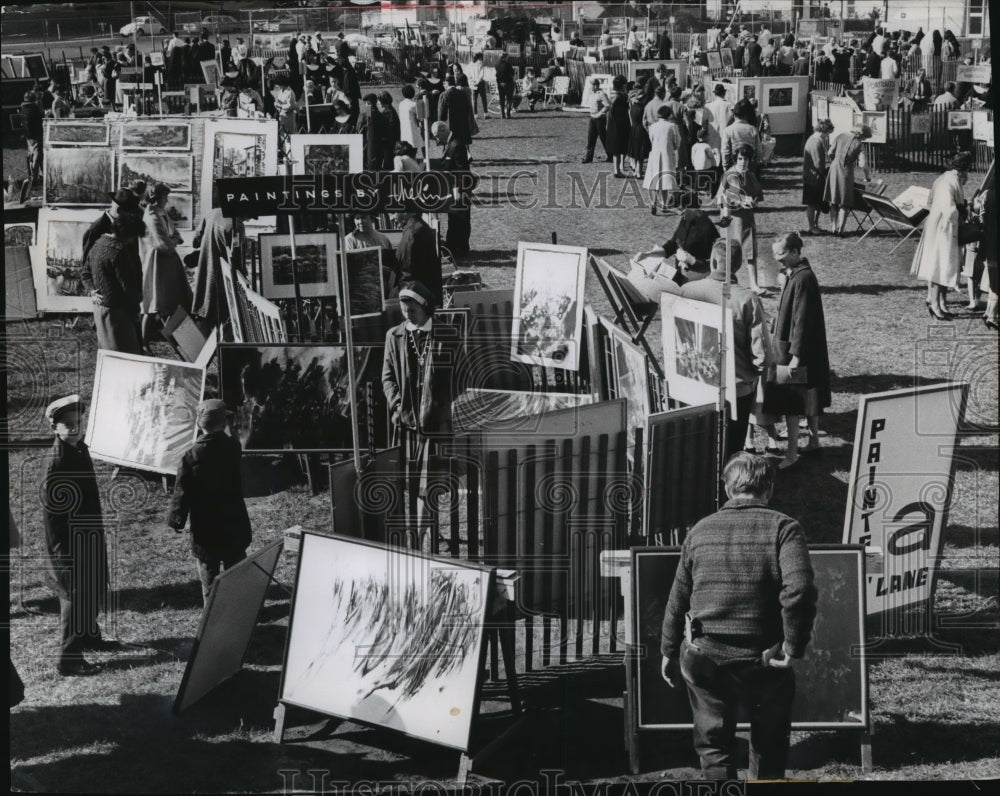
[34,207,103,312]
[85,350,205,474]
[289,134,363,176]
[202,120,278,214]
[120,121,191,151]
[44,147,114,205]
[46,122,109,146]
[280,532,493,751]
[259,233,338,300]
[511,242,588,371]
[120,153,193,192]
[163,193,193,230]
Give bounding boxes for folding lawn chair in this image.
[846,178,887,234]
[855,191,930,254]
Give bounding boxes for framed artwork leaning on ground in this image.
[33,207,103,313]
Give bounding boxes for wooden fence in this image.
[857,108,992,173]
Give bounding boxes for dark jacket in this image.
[438,86,475,145]
[82,211,114,265]
[168,430,252,559]
[495,57,516,85]
[42,438,109,607]
[771,258,831,409]
[395,216,442,303]
[82,234,142,310]
[661,497,816,662]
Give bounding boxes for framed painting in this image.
[602,319,653,460]
[814,94,830,123]
[5,244,38,319]
[45,121,109,146]
[34,207,103,312]
[119,153,193,193]
[163,193,194,231]
[342,246,386,318]
[4,222,35,247]
[85,350,206,475]
[259,232,339,300]
[739,78,759,103]
[201,119,279,217]
[44,147,114,206]
[764,83,798,113]
[947,111,972,130]
[720,47,734,70]
[659,293,736,419]
[289,133,363,176]
[219,344,355,453]
[149,50,164,67]
[706,50,723,71]
[279,532,494,752]
[120,121,191,151]
[201,59,220,85]
[861,111,888,144]
[511,241,588,371]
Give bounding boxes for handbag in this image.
[958,221,982,246]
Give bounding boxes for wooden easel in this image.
[588,255,663,377]
[271,571,526,783]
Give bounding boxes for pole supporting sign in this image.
[216,171,478,218]
[842,382,968,617]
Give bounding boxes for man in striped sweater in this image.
[661,452,817,780]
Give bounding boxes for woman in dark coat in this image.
[604,75,631,178]
[763,232,831,469]
[626,85,651,176]
[831,45,853,86]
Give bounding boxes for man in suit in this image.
[432,120,472,258]
[395,209,442,304]
[437,73,475,145]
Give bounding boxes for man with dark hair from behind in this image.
[661,452,817,780]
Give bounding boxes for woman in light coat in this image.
[644,104,681,215]
[140,183,191,345]
[910,152,972,320]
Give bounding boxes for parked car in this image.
[199,14,244,34]
[257,14,299,33]
[120,16,168,37]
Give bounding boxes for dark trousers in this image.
[473,80,489,114]
[445,205,471,257]
[583,116,608,161]
[497,81,516,117]
[57,589,103,667]
[727,390,756,460]
[197,551,247,603]
[680,640,796,780]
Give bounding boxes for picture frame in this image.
[45,121,110,146]
[860,110,888,144]
[119,153,194,193]
[764,82,798,113]
[163,193,194,231]
[44,147,114,206]
[279,532,494,752]
[659,293,736,419]
[433,306,470,355]
[149,51,164,67]
[200,59,220,85]
[739,78,759,103]
[720,47,734,70]
[910,112,931,136]
[511,241,588,371]
[259,232,340,300]
[85,350,206,475]
[814,94,830,122]
[342,246,386,318]
[33,207,103,312]
[706,50,723,71]
[602,319,653,461]
[4,222,35,247]
[120,121,191,151]
[288,133,363,176]
[5,243,38,320]
[201,119,279,219]
[947,110,972,130]
[219,344,355,453]
[972,110,990,141]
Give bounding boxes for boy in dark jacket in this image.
[168,399,252,603]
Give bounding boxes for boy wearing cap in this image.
[167,398,251,603]
[168,399,252,603]
[42,395,115,676]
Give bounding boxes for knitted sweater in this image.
[661,497,816,662]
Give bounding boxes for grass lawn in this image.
[6,94,999,791]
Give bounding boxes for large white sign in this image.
[862,77,899,111]
[842,383,968,615]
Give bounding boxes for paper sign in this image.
[862,77,899,111]
[957,63,991,84]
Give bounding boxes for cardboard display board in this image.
[843,383,968,616]
[279,532,494,752]
[86,350,206,475]
[861,77,899,111]
[747,76,809,135]
[632,545,869,729]
[173,540,284,713]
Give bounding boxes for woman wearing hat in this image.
[822,123,872,237]
[140,183,192,345]
[802,118,834,234]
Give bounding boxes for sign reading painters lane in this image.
[216,171,478,217]
[842,383,968,616]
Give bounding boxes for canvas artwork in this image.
[259,233,339,300]
[720,48,734,70]
[765,84,797,111]
[202,120,278,215]
[5,244,38,319]
[119,153,193,193]
[280,532,493,751]
[947,111,972,130]
[861,111,888,144]
[120,121,191,151]
[44,147,114,205]
[289,134,363,176]
[972,110,991,141]
[4,223,35,246]
[164,193,193,230]
[343,247,385,317]
[85,351,206,474]
[740,79,759,103]
[660,294,736,419]
[511,242,588,371]
[201,60,220,85]
[815,95,830,122]
[706,50,723,71]
[219,344,355,452]
[34,207,103,312]
[45,122,109,146]
[603,320,652,459]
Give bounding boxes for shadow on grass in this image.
[871,717,1000,768]
[114,580,205,613]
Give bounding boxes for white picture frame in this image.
[511,241,588,371]
[119,120,191,151]
[763,82,798,113]
[259,232,340,300]
[33,207,103,313]
[85,350,206,475]
[279,532,493,752]
[44,147,114,206]
[201,119,279,221]
[947,111,973,130]
[659,293,737,420]
[119,153,194,193]
[288,133,363,176]
[163,193,194,231]
[602,318,653,460]
[45,121,110,147]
